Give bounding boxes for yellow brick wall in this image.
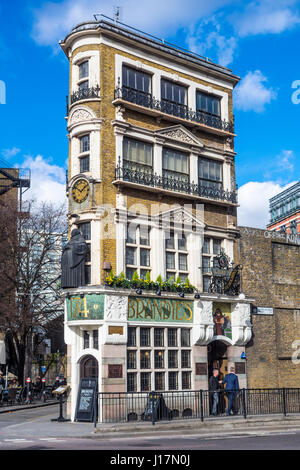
[68,41,237,282]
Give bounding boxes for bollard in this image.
[282,388,287,416]
[26,378,31,404]
[200,390,204,422]
[151,393,155,426]
[241,388,247,419]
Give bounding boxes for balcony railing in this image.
[71,85,100,105]
[114,162,238,204]
[114,84,234,133]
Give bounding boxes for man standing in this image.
[209,369,221,416]
[223,366,239,416]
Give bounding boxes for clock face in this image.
[72,179,90,204]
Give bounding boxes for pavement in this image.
[2,401,300,441]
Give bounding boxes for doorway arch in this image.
[79,355,98,379]
[207,340,228,381]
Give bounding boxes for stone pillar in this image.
[101,294,128,393]
[193,345,208,390]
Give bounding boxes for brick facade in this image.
[238,226,300,388]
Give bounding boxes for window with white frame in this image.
[202,237,223,292]
[78,60,89,90]
[161,79,187,106]
[162,148,189,183]
[123,137,153,175]
[161,79,188,119]
[127,326,192,392]
[165,231,189,282]
[79,134,90,173]
[196,91,221,118]
[122,65,152,95]
[125,224,151,280]
[83,329,99,350]
[198,157,223,190]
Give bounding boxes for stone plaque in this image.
[195,363,208,376]
[108,326,124,335]
[235,362,246,374]
[108,365,123,379]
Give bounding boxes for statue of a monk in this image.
[61,229,88,288]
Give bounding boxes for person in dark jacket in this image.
[223,366,239,416]
[209,369,221,415]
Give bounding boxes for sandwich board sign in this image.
[75,378,98,422]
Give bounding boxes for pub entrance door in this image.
[80,355,98,379]
[207,340,228,413]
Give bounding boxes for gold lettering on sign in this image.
[184,302,193,321]
[128,298,135,319]
[127,297,193,322]
[70,297,89,319]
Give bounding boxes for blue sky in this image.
[0,0,299,227]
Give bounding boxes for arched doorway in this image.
[207,340,228,381]
[80,355,98,379]
[207,340,229,414]
[207,340,228,413]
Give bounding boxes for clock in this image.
[72,179,90,203]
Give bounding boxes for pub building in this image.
[60,16,253,421]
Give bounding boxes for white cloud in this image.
[237,180,296,228]
[1,147,21,159]
[278,149,294,172]
[232,1,300,37]
[187,25,237,67]
[31,0,231,47]
[20,155,67,206]
[234,70,276,112]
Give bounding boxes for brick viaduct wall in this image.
[238,226,300,388]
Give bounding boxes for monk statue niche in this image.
[61,229,88,288]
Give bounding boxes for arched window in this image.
[80,355,98,379]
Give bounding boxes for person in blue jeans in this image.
[209,369,222,416]
[223,367,239,416]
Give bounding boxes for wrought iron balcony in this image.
[114,84,234,134]
[71,85,100,105]
[114,161,238,204]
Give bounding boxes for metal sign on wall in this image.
[128,297,193,323]
[67,294,105,321]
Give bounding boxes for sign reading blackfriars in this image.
[128,297,193,323]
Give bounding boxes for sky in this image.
[0,0,299,228]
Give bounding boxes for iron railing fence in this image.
[95,388,300,425]
[115,162,238,204]
[114,84,235,134]
[70,85,100,105]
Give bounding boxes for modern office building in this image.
[60,17,253,420]
[267,182,300,235]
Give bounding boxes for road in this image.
[0,405,300,451]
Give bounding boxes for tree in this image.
[0,197,67,385]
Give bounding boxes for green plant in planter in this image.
[143,271,151,289]
[166,275,176,292]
